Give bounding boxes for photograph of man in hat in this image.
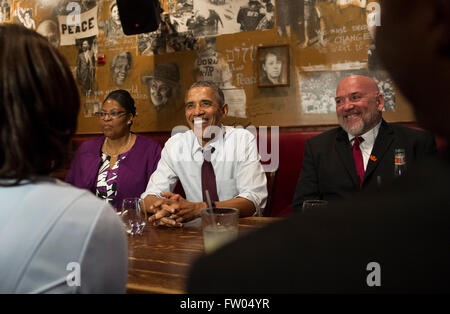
[142,63,180,111]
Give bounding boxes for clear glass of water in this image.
[201,207,239,254]
[121,198,147,235]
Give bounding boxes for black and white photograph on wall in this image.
[167,31,199,52]
[172,1,225,36]
[137,22,198,56]
[52,0,98,17]
[0,0,11,23]
[76,36,97,96]
[159,12,181,51]
[276,0,302,37]
[169,2,197,35]
[195,36,246,118]
[13,3,36,30]
[169,0,194,14]
[100,1,125,42]
[170,0,275,38]
[257,45,289,87]
[299,0,371,48]
[255,1,274,30]
[161,12,180,35]
[84,102,101,118]
[141,63,180,111]
[137,11,180,55]
[36,20,60,48]
[56,1,99,46]
[80,0,99,11]
[138,32,164,56]
[237,0,265,31]
[110,52,132,86]
[365,1,381,70]
[195,36,233,88]
[299,0,319,48]
[299,68,396,114]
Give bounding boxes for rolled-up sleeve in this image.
[235,135,267,216]
[141,143,179,200]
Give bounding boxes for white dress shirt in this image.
[347,120,382,170]
[141,126,267,216]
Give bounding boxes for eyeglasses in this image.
[95,111,126,119]
[335,92,379,107]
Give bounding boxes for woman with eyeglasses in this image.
[66,89,161,210]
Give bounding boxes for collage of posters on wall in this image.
[1,0,402,130]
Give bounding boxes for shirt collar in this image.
[347,120,382,146]
[191,124,226,156]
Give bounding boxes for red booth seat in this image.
[62,127,447,217]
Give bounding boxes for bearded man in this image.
[291,75,436,211]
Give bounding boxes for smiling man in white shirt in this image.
[142,81,267,227]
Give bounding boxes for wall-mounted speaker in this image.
[117,0,162,35]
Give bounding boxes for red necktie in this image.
[352,137,365,188]
[201,147,219,203]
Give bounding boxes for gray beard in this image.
[339,118,365,136]
[338,111,381,136]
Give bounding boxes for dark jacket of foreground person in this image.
[188,155,450,293]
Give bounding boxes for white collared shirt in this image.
[141,126,267,215]
[347,120,382,170]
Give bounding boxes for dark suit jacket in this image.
[292,120,437,212]
[187,153,450,293]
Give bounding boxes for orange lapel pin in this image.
[370,155,377,162]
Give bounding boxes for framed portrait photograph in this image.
[257,44,289,87]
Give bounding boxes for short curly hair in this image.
[186,81,225,105]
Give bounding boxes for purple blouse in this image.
[66,134,162,210]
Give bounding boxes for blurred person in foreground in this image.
[142,81,267,228]
[188,0,450,293]
[66,90,161,211]
[0,24,127,293]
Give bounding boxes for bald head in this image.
[335,75,384,136]
[336,75,380,96]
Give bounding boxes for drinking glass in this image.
[121,198,146,235]
[201,207,239,254]
[302,200,328,213]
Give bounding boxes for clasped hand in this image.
[147,192,205,228]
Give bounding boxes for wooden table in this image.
[126,217,279,294]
